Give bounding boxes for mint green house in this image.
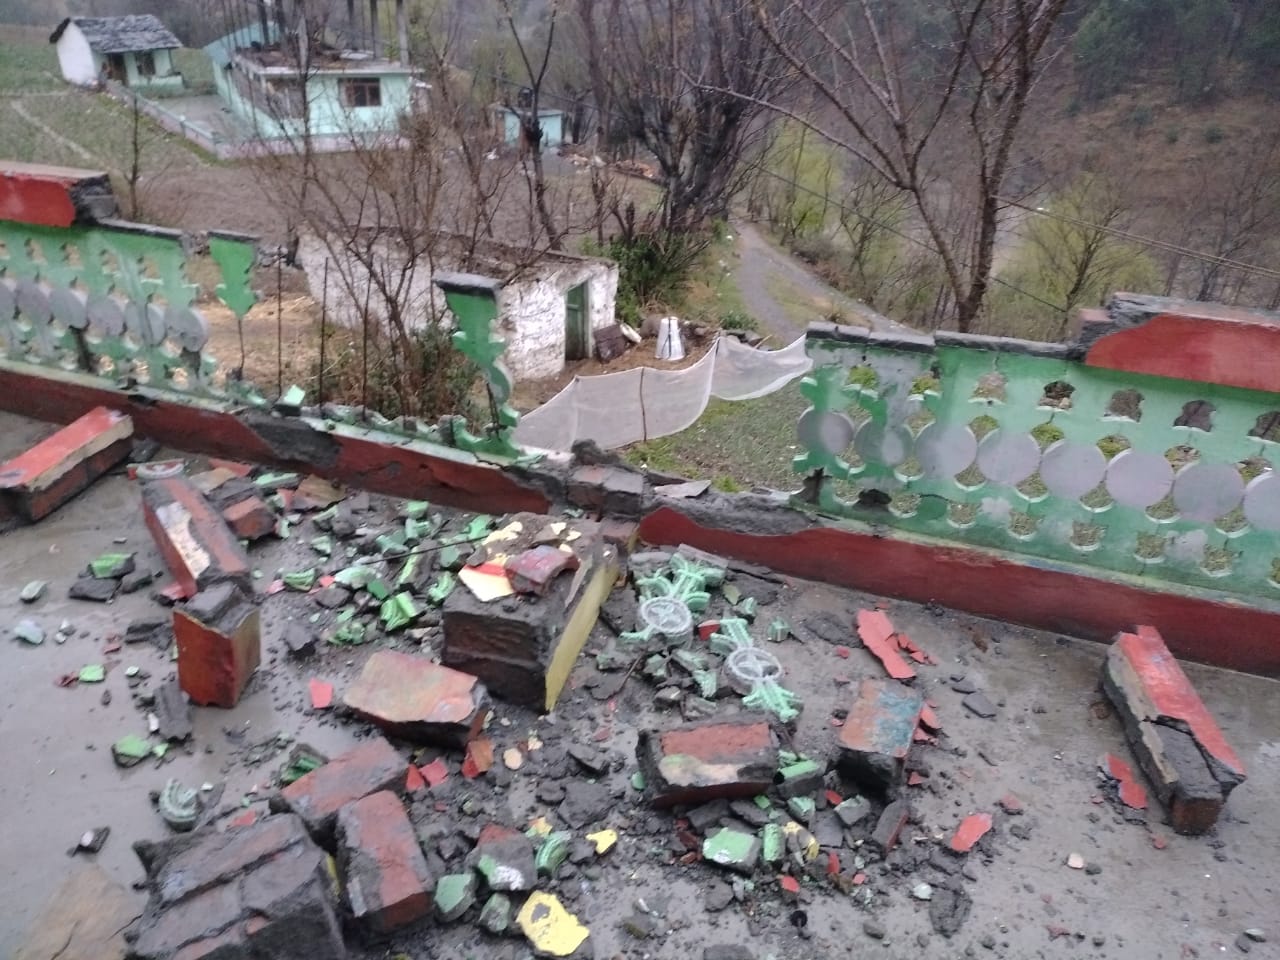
[204,26,417,143]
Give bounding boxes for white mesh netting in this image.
[514,335,812,451]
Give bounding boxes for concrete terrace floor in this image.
[0,409,1278,960]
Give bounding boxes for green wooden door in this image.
[565,282,590,361]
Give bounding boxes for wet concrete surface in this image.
[1,410,1278,959]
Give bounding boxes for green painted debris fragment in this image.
[278,384,306,409]
[702,827,761,874]
[282,569,316,592]
[443,515,492,545]
[78,664,106,683]
[479,892,512,934]
[335,606,355,623]
[158,778,200,831]
[691,669,718,699]
[313,506,338,529]
[90,553,133,578]
[630,771,646,791]
[333,565,376,589]
[760,822,785,866]
[767,619,790,643]
[376,528,407,552]
[380,592,419,632]
[426,572,455,605]
[404,515,440,542]
[735,597,758,621]
[255,471,299,489]
[275,516,291,539]
[437,544,466,572]
[310,536,333,557]
[397,553,420,587]
[20,580,46,603]
[535,831,572,877]
[786,796,815,822]
[366,578,391,601]
[754,794,773,810]
[112,734,151,767]
[672,649,707,673]
[723,582,742,605]
[643,654,668,681]
[153,743,169,759]
[14,619,44,645]
[435,873,477,922]
[401,500,430,519]
[330,622,367,645]
[280,749,325,785]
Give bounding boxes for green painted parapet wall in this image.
[0,213,524,462]
[0,217,266,407]
[795,321,1280,602]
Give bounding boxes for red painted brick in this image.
[336,791,433,932]
[1083,300,1280,394]
[142,475,252,598]
[173,583,260,708]
[0,406,132,527]
[272,737,407,842]
[856,610,916,681]
[837,678,924,795]
[342,651,491,747]
[0,161,114,227]
[1101,626,1246,835]
[949,813,993,853]
[636,715,780,807]
[221,495,277,541]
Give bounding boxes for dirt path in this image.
[731,220,905,341]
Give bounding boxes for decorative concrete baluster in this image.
[434,273,521,460]
[793,363,866,511]
[208,231,265,405]
[711,618,801,723]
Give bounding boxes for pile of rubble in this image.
[1,406,1255,959]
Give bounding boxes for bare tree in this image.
[578,0,802,235]
[750,0,1072,331]
[1181,132,1280,303]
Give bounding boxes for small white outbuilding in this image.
[50,15,184,91]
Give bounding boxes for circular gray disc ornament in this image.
[1243,472,1280,532]
[1105,449,1174,508]
[976,429,1041,486]
[1040,440,1107,500]
[797,408,857,456]
[914,422,978,478]
[1172,461,1245,522]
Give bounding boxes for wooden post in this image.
[368,0,380,55]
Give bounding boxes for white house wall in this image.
[297,233,618,382]
[55,24,98,86]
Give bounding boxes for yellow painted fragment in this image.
[782,820,820,861]
[528,816,554,837]
[516,891,589,957]
[585,829,617,854]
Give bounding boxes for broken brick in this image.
[837,678,924,796]
[292,475,345,511]
[442,515,618,711]
[128,812,343,960]
[997,793,1023,815]
[636,715,780,807]
[948,813,993,853]
[505,545,578,596]
[342,650,490,747]
[855,610,916,681]
[172,583,260,708]
[1101,626,1246,835]
[0,407,133,530]
[221,495,277,542]
[1103,753,1149,810]
[141,475,252,599]
[868,799,910,856]
[272,736,407,843]
[466,824,537,892]
[336,791,434,932]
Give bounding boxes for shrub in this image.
[718,310,758,332]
